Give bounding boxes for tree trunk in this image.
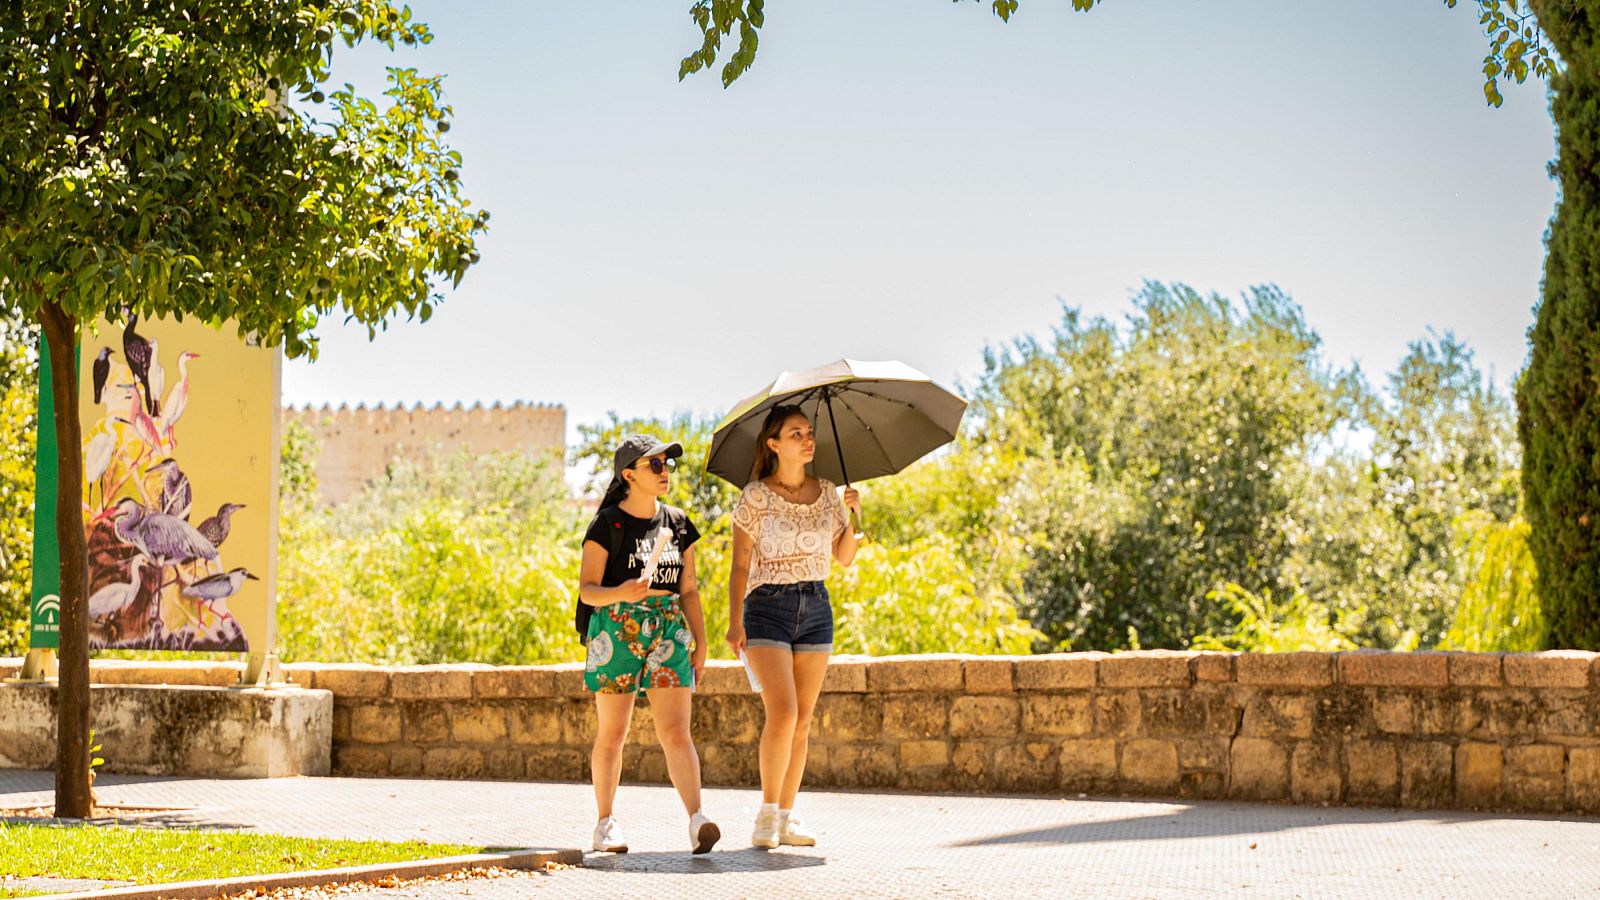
[36,299,91,818]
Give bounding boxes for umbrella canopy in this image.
[706,358,968,488]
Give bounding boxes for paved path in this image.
[4,770,1599,898]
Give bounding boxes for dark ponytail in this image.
[751,404,807,483]
[597,469,630,512]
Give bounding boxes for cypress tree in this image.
[1519,2,1600,649]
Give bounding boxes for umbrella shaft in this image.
[824,393,863,536]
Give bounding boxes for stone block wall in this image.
[4,652,1597,813]
[276,651,1600,814]
[0,663,331,778]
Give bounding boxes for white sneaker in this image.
[689,811,721,854]
[751,807,780,849]
[592,816,628,853]
[779,813,817,847]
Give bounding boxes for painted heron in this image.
[181,567,258,622]
[122,314,157,418]
[197,503,245,548]
[113,498,218,568]
[148,458,192,521]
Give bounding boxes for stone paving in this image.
[3,770,1600,898]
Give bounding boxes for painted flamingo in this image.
[160,352,200,447]
[116,377,165,455]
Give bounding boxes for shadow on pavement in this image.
[584,847,826,875]
[948,800,1595,848]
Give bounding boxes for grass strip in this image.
[0,822,484,897]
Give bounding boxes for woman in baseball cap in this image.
[578,434,719,855]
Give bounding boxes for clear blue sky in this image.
[282,0,1558,446]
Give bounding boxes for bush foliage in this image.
[5,283,1534,662]
[0,310,35,656]
[276,428,584,665]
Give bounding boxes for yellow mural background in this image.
[76,314,280,656]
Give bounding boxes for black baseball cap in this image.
[612,434,684,478]
[599,434,683,509]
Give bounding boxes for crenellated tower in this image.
[282,400,566,504]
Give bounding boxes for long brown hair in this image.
[751,404,807,483]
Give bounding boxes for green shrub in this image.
[1190,583,1356,653]
[828,534,1040,655]
[1442,512,1542,652]
[277,446,584,665]
[0,311,35,656]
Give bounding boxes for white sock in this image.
[779,807,793,820]
[760,802,778,816]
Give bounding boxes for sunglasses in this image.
[635,457,676,474]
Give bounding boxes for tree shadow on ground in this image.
[582,847,826,875]
[949,799,1594,848]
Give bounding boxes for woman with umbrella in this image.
[727,405,861,849]
[710,359,967,849]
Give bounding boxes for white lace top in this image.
[731,479,849,587]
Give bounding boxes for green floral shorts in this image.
[584,594,697,694]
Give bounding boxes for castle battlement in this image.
[283,401,566,504]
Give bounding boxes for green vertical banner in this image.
[28,336,62,649]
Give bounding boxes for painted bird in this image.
[116,376,164,453]
[91,348,115,404]
[160,351,200,447]
[181,567,258,621]
[102,381,133,421]
[112,497,217,568]
[147,458,192,520]
[197,503,245,548]
[122,314,158,418]
[84,418,119,503]
[88,555,151,621]
[145,338,165,420]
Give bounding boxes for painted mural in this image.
[75,314,278,652]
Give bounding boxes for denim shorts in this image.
[743,581,833,653]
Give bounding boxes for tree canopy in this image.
[0,0,485,816]
[0,0,483,354]
[681,0,1556,104]
[1516,0,1598,648]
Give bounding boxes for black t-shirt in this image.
[583,503,700,593]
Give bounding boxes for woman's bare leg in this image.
[647,687,703,814]
[780,651,830,808]
[745,646,798,805]
[592,692,636,819]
